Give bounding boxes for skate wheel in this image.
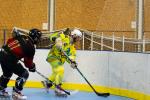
[0,96,11,99]
[46,89,49,93]
[63,94,67,98]
[12,95,27,100]
[55,93,67,98]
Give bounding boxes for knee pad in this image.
[15,70,29,90]
[54,67,64,85]
[20,70,29,79]
[55,66,64,75]
[0,75,11,89]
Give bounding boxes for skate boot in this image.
[55,86,67,97]
[12,87,27,100]
[41,80,53,93]
[0,89,10,98]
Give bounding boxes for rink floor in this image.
[5,87,134,100]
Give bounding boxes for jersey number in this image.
[8,40,20,50]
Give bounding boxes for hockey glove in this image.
[55,38,63,49]
[71,61,77,69]
[52,37,56,42]
[29,63,36,72]
[55,38,63,48]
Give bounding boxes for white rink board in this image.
[0,49,149,95]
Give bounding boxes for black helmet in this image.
[29,28,42,44]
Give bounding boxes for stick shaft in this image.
[62,50,110,96]
[36,70,70,95]
[75,67,98,93]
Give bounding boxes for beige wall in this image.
[0,0,48,46]
[0,0,48,30]
[55,0,137,38]
[145,0,150,32]
[0,0,150,44]
[55,0,150,38]
[55,0,105,30]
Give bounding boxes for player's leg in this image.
[52,64,67,97]
[44,58,67,97]
[12,63,29,100]
[0,58,13,98]
[41,57,58,91]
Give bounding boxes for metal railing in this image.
[80,29,150,53]
[1,28,150,53]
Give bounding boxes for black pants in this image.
[0,51,29,90]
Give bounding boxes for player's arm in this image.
[49,32,59,42]
[66,45,77,69]
[24,57,36,72]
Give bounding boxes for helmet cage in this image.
[29,29,42,44]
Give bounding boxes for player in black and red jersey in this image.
[0,28,42,99]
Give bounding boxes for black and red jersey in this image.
[6,35,35,69]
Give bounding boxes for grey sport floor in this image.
[2,87,134,100]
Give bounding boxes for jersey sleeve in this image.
[24,57,34,68]
[69,45,76,61]
[66,44,76,63]
[49,32,59,42]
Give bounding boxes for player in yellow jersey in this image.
[42,28,82,97]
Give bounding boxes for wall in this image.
[0,0,48,30]
[0,0,150,37]
[1,49,149,95]
[36,50,150,95]
[55,0,137,37]
[55,0,150,37]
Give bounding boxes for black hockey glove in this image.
[70,61,77,69]
[29,63,36,72]
[52,37,56,42]
[64,28,70,35]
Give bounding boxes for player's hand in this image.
[71,61,77,69]
[29,63,36,72]
[55,38,63,49]
[52,37,56,42]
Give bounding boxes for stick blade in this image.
[70,90,79,95]
[96,92,110,97]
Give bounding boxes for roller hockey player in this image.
[0,28,42,99]
[42,28,82,97]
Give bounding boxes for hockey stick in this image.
[20,60,72,95]
[62,51,110,97]
[35,70,71,95]
[19,59,71,95]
